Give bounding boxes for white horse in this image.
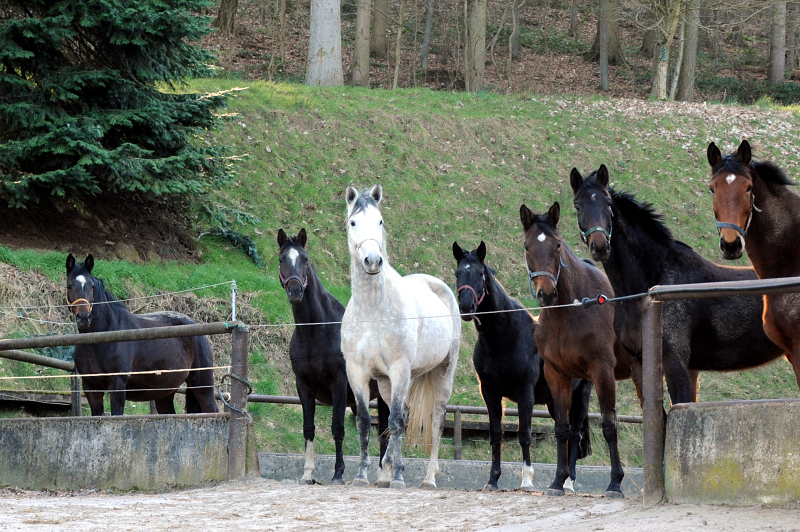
[341,184,461,489]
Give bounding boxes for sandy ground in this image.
[1,477,799,532]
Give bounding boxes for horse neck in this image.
[86,288,127,332]
[553,248,584,305]
[603,206,662,296]
[290,265,342,324]
[349,253,398,308]
[475,267,514,329]
[746,176,800,278]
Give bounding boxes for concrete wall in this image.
[259,453,644,496]
[0,413,258,491]
[665,399,800,505]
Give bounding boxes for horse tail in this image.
[404,372,435,455]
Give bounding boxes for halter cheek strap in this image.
[279,268,308,290]
[528,256,567,300]
[715,193,763,237]
[456,274,487,325]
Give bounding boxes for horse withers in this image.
[66,254,218,416]
[453,241,593,492]
[571,164,782,404]
[342,184,461,490]
[707,139,800,389]
[277,228,388,485]
[520,202,635,498]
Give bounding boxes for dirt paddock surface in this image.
[1,477,799,532]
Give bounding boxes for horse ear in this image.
[520,204,534,230]
[738,139,752,166]
[477,241,486,262]
[707,142,722,168]
[297,228,307,248]
[277,228,287,247]
[84,254,94,274]
[452,241,464,262]
[547,202,561,228]
[569,168,583,193]
[345,185,358,212]
[369,183,383,204]
[66,254,75,273]
[597,164,610,188]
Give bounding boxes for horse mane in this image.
[753,160,796,187]
[609,188,675,244]
[92,276,130,312]
[348,191,379,218]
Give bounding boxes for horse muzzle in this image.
[719,235,744,260]
[588,236,611,262]
[536,287,558,308]
[361,252,383,275]
[285,283,305,304]
[458,302,477,321]
[75,311,92,330]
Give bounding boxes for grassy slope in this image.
[3,81,800,470]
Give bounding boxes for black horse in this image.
[278,228,388,485]
[570,165,783,404]
[66,254,218,416]
[453,241,593,492]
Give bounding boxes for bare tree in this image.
[769,0,787,83]
[788,0,799,72]
[421,0,435,70]
[676,0,700,102]
[648,0,682,99]
[465,0,487,91]
[588,0,625,65]
[306,0,345,86]
[353,0,372,86]
[372,0,389,58]
[600,0,610,89]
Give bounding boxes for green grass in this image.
[2,81,800,473]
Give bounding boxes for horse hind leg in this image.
[516,388,535,491]
[297,381,317,485]
[481,389,505,491]
[420,360,456,491]
[330,374,349,486]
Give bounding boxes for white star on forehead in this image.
[76,275,87,289]
[726,174,736,185]
[287,248,299,267]
[464,264,470,269]
[538,233,546,242]
[591,193,597,201]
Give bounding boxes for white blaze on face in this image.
[726,174,737,185]
[286,248,300,267]
[76,275,87,290]
[538,233,546,242]
[591,193,597,201]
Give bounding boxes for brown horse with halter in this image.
[520,201,638,498]
[707,139,800,390]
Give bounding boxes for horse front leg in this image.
[385,363,411,489]
[348,371,373,488]
[376,379,394,488]
[109,376,128,415]
[565,379,593,493]
[544,364,572,496]
[330,373,349,486]
[296,380,317,485]
[85,390,104,416]
[517,385,535,491]
[481,387,504,491]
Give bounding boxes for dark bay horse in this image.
[571,164,783,404]
[66,254,218,416]
[453,241,593,492]
[520,202,637,498]
[277,228,388,485]
[707,139,800,390]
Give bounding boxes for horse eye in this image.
[746,185,753,193]
[350,220,355,227]
[379,220,383,225]
[524,244,529,251]
[708,187,715,194]
[574,205,581,213]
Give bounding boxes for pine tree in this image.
[0,0,234,208]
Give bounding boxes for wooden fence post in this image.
[642,296,665,506]
[453,407,462,460]
[70,371,81,417]
[227,324,250,480]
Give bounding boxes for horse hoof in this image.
[390,480,406,489]
[330,478,344,486]
[483,483,499,492]
[300,479,314,485]
[547,488,565,497]
[518,486,536,492]
[351,478,371,488]
[604,490,624,499]
[376,480,391,488]
[419,482,437,491]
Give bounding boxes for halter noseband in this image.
[714,191,762,238]
[528,256,567,300]
[67,296,93,313]
[279,267,309,290]
[456,272,487,325]
[579,222,612,244]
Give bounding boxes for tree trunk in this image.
[511,1,521,58]
[352,0,372,86]
[676,0,699,102]
[668,20,684,100]
[599,0,609,90]
[587,0,624,65]
[465,0,487,92]
[769,0,787,84]
[306,0,344,86]
[787,0,798,72]
[214,0,239,34]
[371,0,389,58]
[392,0,405,88]
[650,0,682,99]
[279,0,287,61]
[421,0,434,70]
[569,0,579,36]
